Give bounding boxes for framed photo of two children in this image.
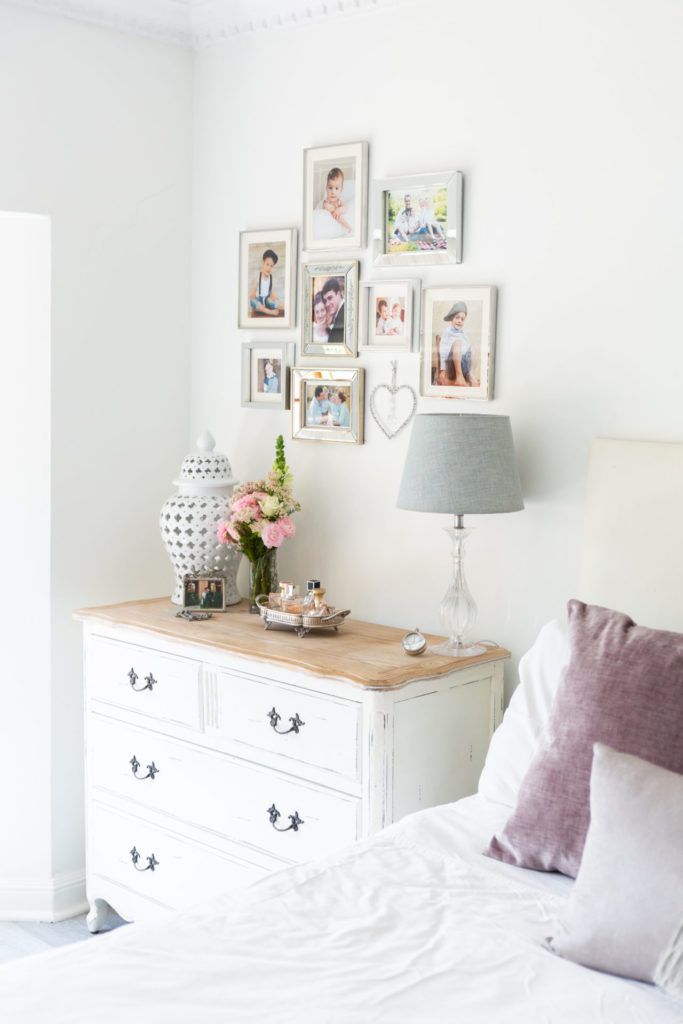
[238,228,297,329]
[303,142,369,252]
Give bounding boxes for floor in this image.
[0,913,126,967]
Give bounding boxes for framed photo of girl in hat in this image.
[420,286,497,400]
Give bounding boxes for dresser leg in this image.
[86,897,122,933]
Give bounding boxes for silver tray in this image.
[256,595,350,637]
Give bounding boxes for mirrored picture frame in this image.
[372,171,463,267]
[301,260,358,358]
[291,367,364,445]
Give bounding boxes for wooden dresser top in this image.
[75,597,510,690]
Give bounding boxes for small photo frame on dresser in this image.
[183,575,227,611]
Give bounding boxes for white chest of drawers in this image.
[76,598,508,931]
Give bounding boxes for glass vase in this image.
[248,548,278,613]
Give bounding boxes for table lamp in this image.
[397,413,523,657]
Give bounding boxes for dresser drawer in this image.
[86,636,200,729]
[89,804,267,911]
[206,668,361,781]
[88,714,359,863]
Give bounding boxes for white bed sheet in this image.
[1,796,679,1024]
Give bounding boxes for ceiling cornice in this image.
[1,0,399,49]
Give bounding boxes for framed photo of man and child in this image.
[241,341,293,409]
[301,259,359,358]
[303,142,369,252]
[420,286,497,401]
[238,228,297,329]
[373,171,463,267]
[291,366,364,445]
[358,279,417,353]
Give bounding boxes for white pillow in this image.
[548,743,683,988]
[478,619,568,807]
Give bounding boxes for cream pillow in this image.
[548,743,683,986]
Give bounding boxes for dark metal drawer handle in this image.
[267,804,304,832]
[130,755,159,781]
[128,669,157,692]
[130,846,159,871]
[267,707,305,735]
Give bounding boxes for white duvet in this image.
[1,795,679,1024]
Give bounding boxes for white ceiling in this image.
[1,0,397,48]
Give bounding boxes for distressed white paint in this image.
[81,619,504,926]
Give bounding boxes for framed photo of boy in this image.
[373,171,463,267]
[358,279,417,353]
[302,260,358,358]
[303,142,368,252]
[238,228,297,329]
[420,286,497,401]
[241,341,293,409]
[291,367,364,445]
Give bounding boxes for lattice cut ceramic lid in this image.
[173,430,237,492]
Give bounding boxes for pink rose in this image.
[277,516,296,538]
[217,520,240,544]
[261,521,285,548]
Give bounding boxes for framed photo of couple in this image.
[420,286,497,401]
[358,279,417,353]
[241,341,293,409]
[291,367,364,445]
[301,260,358,358]
[238,228,297,329]
[303,142,368,252]
[373,171,463,267]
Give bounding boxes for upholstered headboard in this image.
[578,438,683,633]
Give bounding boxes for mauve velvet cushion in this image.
[486,600,683,877]
[548,743,683,985]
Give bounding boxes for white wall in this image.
[0,7,192,917]
[190,0,683,692]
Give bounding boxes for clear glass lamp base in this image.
[433,519,486,658]
[431,638,486,658]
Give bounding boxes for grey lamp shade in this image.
[397,414,524,514]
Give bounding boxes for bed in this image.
[1,438,682,1023]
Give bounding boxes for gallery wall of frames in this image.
[238,140,497,445]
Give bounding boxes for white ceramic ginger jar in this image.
[159,429,242,605]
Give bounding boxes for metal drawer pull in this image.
[267,804,304,832]
[129,755,159,781]
[130,846,159,872]
[267,707,305,735]
[128,669,157,692]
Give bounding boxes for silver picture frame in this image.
[241,341,293,409]
[238,227,297,329]
[291,367,364,445]
[420,285,497,401]
[372,170,463,267]
[358,278,418,353]
[303,141,369,252]
[301,260,358,358]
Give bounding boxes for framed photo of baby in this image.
[373,171,463,267]
[420,286,497,401]
[303,142,368,252]
[241,341,293,409]
[238,228,297,329]
[302,260,359,358]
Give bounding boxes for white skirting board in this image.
[0,870,87,922]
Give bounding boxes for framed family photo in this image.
[301,260,358,358]
[183,575,227,611]
[241,341,293,409]
[238,228,297,329]
[420,286,497,401]
[303,142,368,252]
[358,279,417,353]
[291,367,364,445]
[373,171,463,267]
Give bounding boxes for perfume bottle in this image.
[302,579,321,613]
[280,581,302,614]
[308,588,329,617]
